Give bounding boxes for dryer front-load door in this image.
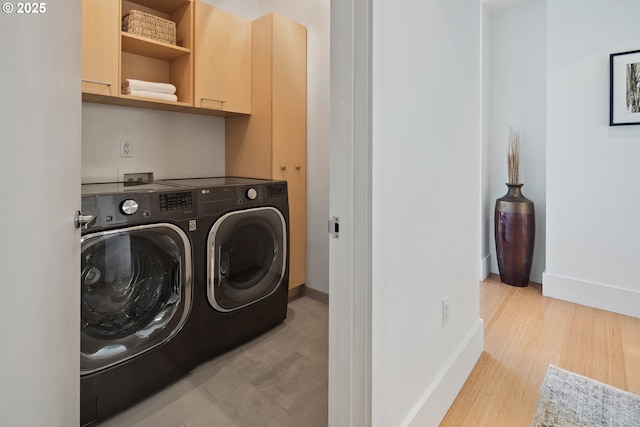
[207,207,287,312]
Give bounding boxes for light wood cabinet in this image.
[81,0,119,96]
[81,0,253,117]
[82,0,203,112]
[226,14,307,289]
[194,2,251,114]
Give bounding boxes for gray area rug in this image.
[531,365,640,427]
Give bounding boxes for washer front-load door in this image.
[207,207,287,312]
[80,224,192,375]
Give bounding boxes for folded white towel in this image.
[124,79,176,94]
[126,89,178,102]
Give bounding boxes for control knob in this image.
[246,188,258,200]
[121,199,139,215]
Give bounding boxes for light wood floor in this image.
[440,275,640,427]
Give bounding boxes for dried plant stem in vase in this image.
[508,127,520,185]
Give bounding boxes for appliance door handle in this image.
[172,262,181,302]
[217,246,228,287]
[75,211,96,230]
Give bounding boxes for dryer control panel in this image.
[195,182,288,216]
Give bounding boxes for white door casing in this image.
[329,0,373,425]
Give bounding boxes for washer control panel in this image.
[82,190,197,230]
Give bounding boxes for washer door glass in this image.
[208,207,287,312]
[80,224,192,375]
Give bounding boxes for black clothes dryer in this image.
[163,177,289,364]
[79,182,198,426]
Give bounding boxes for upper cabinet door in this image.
[195,2,251,114]
[81,0,119,96]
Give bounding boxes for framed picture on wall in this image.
[610,49,640,126]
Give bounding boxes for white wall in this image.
[82,104,225,182]
[200,0,261,19]
[480,6,492,280]
[544,0,640,318]
[371,0,483,425]
[485,0,547,283]
[0,3,81,425]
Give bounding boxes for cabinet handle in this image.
[201,97,225,106]
[296,165,301,170]
[82,79,112,87]
[281,165,287,171]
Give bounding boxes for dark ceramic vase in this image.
[494,183,535,287]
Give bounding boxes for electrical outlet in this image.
[442,297,450,326]
[121,140,133,158]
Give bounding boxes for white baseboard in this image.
[402,319,484,427]
[543,272,640,319]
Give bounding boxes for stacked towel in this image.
[122,79,178,102]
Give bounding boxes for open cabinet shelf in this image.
[121,32,190,61]
[120,0,193,104]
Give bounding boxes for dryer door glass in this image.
[80,223,192,375]
[208,207,287,311]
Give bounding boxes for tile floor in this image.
[97,296,328,427]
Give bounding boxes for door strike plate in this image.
[328,217,339,239]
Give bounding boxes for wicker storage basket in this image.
[122,10,176,45]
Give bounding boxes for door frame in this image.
[329,0,373,425]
